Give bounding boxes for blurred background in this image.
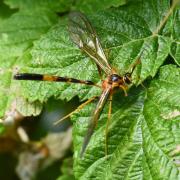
[0,96,79,180]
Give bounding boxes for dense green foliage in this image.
[0,0,179,179]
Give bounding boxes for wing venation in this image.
[68,11,112,75]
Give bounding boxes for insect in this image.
[14,11,142,157]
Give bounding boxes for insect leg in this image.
[105,92,113,156]
[54,96,98,125]
[119,85,128,96]
[80,87,111,157]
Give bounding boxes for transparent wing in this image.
[80,86,111,157]
[68,11,112,75]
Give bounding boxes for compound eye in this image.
[111,74,119,82]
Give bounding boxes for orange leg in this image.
[119,85,128,96]
[54,96,98,125]
[105,92,113,156]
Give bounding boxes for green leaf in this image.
[142,65,180,179]
[171,7,180,65]
[0,58,16,117]
[74,0,126,13]
[16,97,42,116]
[0,7,58,117]
[0,1,16,23]
[0,9,57,60]
[119,0,171,33]
[5,0,73,12]
[72,65,180,179]
[110,36,171,83]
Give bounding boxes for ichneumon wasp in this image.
[14,11,142,157]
